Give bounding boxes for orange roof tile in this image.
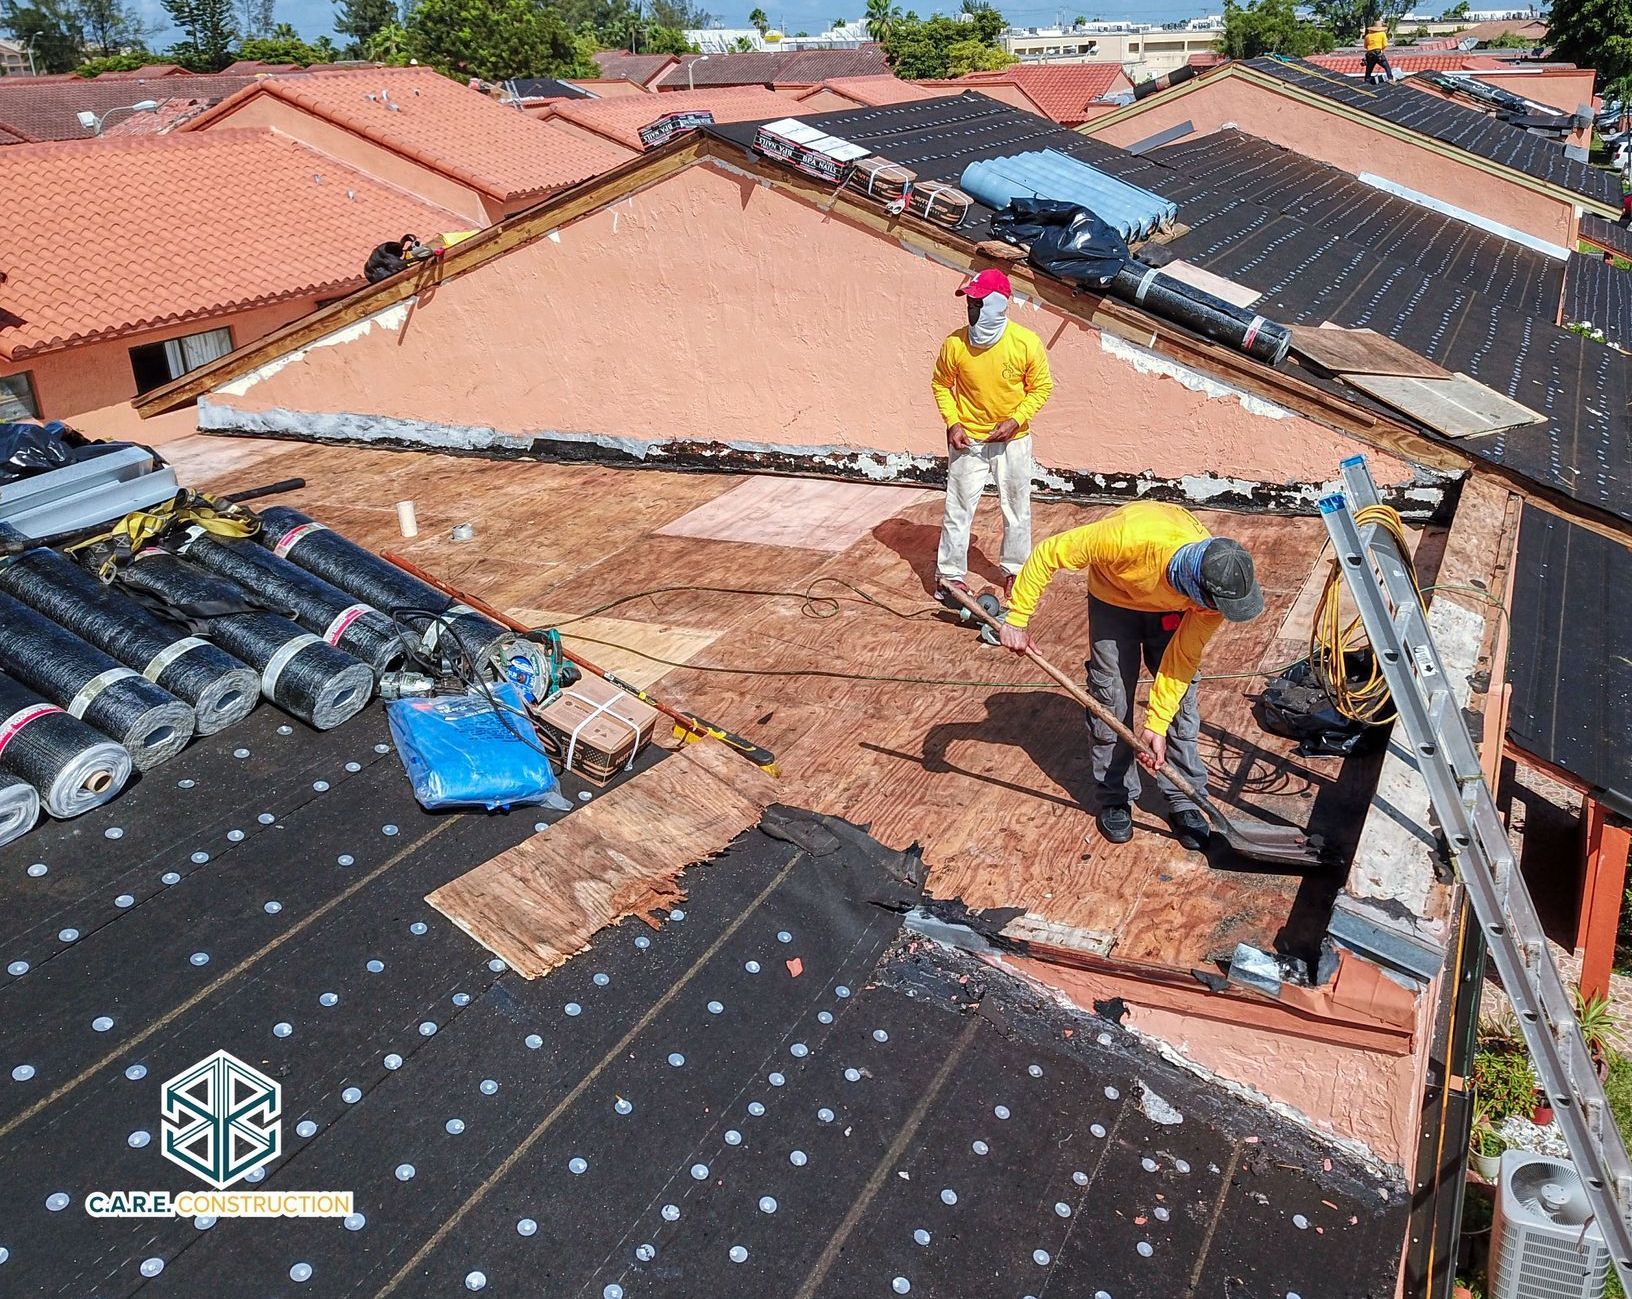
[542,86,803,150]
[955,63,1131,124]
[181,67,629,202]
[0,128,458,359]
[591,52,683,87]
[1307,51,1507,74]
[806,75,943,107]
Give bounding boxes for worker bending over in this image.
[1363,23,1393,85]
[932,268,1054,602]
[999,501,1264,849]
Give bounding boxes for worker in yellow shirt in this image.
[1363,22,1393,85]
[931,268,1054,602]
[999,501,1264,849]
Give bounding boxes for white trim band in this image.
[143,636,210,683]
[67,667,140,719]
[262,633,323,698]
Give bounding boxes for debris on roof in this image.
[541,86,802,151]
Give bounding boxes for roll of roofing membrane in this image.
[0,670,131,819]
[174,530,410,675]
[0,772,40,847]
[115,550,374,732]
[0,589,195,770]
[254,507,510,668]
[0,547,260,736]
[1108,263,1292,366]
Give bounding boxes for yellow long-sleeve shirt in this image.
[931,323,1053,440]
[1364,28,1386,50]
[1005,501,1224,735]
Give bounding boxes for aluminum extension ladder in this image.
[1321,456,1632,1287]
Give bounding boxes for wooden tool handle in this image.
[944,585,1208,806]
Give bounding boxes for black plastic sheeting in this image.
[0,421,135,484]
[0,722,1410,1297]
[1508,506,1632,817]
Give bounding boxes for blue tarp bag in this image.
[387,682,569,812]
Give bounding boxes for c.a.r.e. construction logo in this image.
[83,1050,352,1221]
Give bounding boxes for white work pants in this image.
[936,436,1034,581]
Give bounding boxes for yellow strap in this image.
[67,492,259,580]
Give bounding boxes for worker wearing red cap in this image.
[931,267,1054,603]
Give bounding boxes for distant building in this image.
[1001,24,1224,80]
[0,39,31,77]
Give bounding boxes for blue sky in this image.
[141,0,1216,47]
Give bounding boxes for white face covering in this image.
[969,292,1009,347]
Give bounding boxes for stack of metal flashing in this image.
[0,426,178,540]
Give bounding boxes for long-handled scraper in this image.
[942,584,1326,867]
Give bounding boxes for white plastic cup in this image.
[396,500,419,538]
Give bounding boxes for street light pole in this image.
[687,55,709,89]
[76,100,160,136]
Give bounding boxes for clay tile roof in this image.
[0,128,458,359]
[544,86,803,149]
[1306,51,1505,74]
[810,75,943,106]
[0,71,284,143]
[180,66,630,202]
[655,45,889,89]
[99,96,212,136]
[955,62,1130,124]
[591,51,682,86]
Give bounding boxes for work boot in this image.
[1169,808,1211,851]
[1097,803,1133,844]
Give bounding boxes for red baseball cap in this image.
[957,268,1012,299]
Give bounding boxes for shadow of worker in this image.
[871,517,1010,599]
[907,688,1095,813]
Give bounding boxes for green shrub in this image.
[1471,1044,1537,1120]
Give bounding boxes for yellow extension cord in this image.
[1309,502,1418,725]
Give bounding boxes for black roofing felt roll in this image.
[253,507,510,667]
[0,547,260,736]
[0,588,194,770]
[0,669,130,819]
[1110,262,1292,366]
[114,550,374,732]
[0,771,39,847]
[173,529,410,676]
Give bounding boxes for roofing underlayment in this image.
[181,67,628,203]
[1563,252,1632,351]
[1582,215,1632,260]
[708,94,1629,528]
[1509,506,1632,816]
[1242,56,1618,207]
[0,689,1407,1295]
[0,129,455,359]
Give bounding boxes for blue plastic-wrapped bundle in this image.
[386,682,569,812]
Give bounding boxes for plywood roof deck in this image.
[191,436,1390,978]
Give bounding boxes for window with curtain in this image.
[0,372,38,420]
[129,326,234,395]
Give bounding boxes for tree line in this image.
[0,0,711,79]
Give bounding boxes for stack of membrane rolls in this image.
[0,502,512,847]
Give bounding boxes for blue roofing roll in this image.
[960,150,1177,242]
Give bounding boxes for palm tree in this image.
[833,15,846,28]
[866,0,901,41]
[960,0,991,11]
[749,6,770,33]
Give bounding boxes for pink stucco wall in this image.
[997,950,1432,1170]
[209,160,1414,489]
[191,96,501,226]
[4,298,316,421]
[1091,74,1577,248]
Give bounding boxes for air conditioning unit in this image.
[1490,1150,1610,1299]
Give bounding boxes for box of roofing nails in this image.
[753,118,871,185]
[532,675,660,785]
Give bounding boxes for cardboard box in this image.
[753,118,871,185]
[638,110,716,150]
[533,675,660,785]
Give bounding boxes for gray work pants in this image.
[1086,593,1208,814]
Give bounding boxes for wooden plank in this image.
[1343,371,1547,439]
[1290,324,1449,378]
[1578,797,1630,1002]
[657,476,934,553]
[1156,258,1263,309]
[426,740,778,978]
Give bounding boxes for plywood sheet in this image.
[509,607,722,689]
[426,740,778,977]
[1344,371,1546,438]
[1290,324,1449,378]
[1157,259,1263,309]
[658,475,933,553]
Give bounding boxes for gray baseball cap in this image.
[1200,539,1264,622]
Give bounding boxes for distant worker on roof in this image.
[364,233,432,284]
[1363,23,1393,86]
[998,502,1265,851]
[931,268,1054,606]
